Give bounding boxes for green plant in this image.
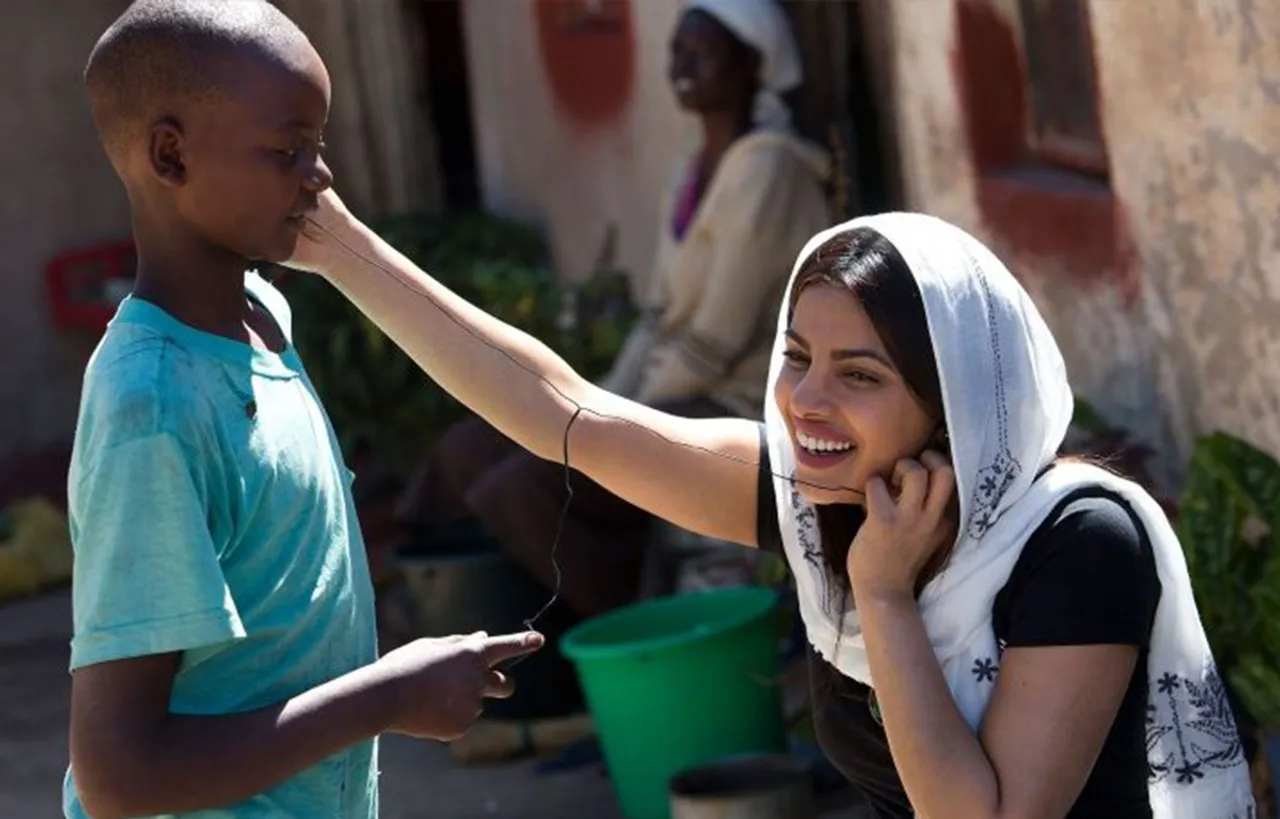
[1065,397,1162,502]
[273,210,635,487]
[1178,432,1280,727]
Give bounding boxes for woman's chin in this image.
[796,482,865,507]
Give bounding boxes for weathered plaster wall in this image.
[0,0,133,462]
[461,0,694,287]
[274,0,445,218]
[886,0,1280,479]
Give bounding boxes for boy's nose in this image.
[304,155,334,192]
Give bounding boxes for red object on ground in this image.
[44,241,137,332]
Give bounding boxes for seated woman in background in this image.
[395,0,831,619]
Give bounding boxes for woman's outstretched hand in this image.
[289,189,363,277]
[846,450,956,599]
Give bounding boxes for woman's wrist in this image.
[850,577,916,610]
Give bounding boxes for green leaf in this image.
[1071,396,1114,435]
[1179,431,1280,726]
[1198,432,1280,539]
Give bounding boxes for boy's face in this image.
[161,43,334,263]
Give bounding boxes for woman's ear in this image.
[932,425,950,455]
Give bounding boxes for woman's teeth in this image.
[797,432,854,454]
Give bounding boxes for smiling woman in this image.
[777,230,944,504]
[298,186,1255,818]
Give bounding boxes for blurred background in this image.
[1,1,1278,818]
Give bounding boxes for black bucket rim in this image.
[669,752,813,800]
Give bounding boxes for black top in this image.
[755,429,1161,819]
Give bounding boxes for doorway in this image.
[781,0,903,218]
[410,0,481,210]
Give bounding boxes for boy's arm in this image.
[71,652,385,819]
[71,632,541,819]
[67,421,542,818]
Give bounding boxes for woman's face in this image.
[774,283,940,507]
[667,10,753,113]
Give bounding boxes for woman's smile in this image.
[792,419,858,471]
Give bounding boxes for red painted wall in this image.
[950,0,1139,305]
[533,0,637,129]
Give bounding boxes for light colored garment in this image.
[601,128,830,417]
[683,0,802,129]
[63,272,379,819]
[762,214,1254,818]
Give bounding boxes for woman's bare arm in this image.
[296,195,763,546]
[859,592,1137,819]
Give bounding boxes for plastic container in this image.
[561,586,786,819]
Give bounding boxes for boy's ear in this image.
[148,117,187,187]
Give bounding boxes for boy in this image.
[68,3,542,818]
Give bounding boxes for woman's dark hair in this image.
[787,227,949,598]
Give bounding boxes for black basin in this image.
[394,522,584,720]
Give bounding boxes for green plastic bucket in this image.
[560,586,787,819]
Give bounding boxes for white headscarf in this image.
[763,213,1255,819]
[682,0,802,130]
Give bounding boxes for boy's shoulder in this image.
[79,314,208,451]
[78,271,294,450]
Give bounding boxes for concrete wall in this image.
[0,0,133,462]
[461,0,695,286]
[884,0,1280,478]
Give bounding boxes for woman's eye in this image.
[781,350,808,367]
[843,370,878,385]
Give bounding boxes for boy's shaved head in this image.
[85,0,312,167]
[84,0,333,263]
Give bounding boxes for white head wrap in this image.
[682,0,803,130]
[763,213,1255,819]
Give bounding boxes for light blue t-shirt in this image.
[63,272,379,819]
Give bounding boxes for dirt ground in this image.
[0,588,868,818]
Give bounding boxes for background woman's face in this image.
[667,10,755,113]
[774,284,939,506]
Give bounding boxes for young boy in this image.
[67,3,542,818]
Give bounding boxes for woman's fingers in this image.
[865,475,895,520]
[892,458,929,512]
[919,449,956,521]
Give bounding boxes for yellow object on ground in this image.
[0,498,72,602]
[449,714,595,765]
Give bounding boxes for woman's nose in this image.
[789,368,833,417]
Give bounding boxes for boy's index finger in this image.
[482,631,545,666]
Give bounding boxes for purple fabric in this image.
[670,155,707,241]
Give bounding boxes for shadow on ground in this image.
[0,589,867,818]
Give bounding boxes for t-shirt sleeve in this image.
[1000,496,1160,649]
[69,432,245,670]
[755,422,785,555]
